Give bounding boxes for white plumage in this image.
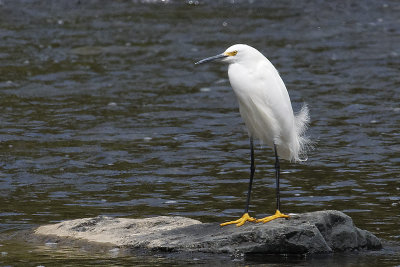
[224,44,310,162]
[195,44,311,227]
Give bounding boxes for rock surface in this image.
[34,210,381,256]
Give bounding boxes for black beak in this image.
[195,53,227,65]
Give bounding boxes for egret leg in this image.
[245,137,255,214]
[256,144,289,223]
[221,138,256,227]
[274,144,281,211]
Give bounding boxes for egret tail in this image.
[292,103,312,162]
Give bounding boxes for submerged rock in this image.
[34,210,381,257]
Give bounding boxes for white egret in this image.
[195,44,311,227]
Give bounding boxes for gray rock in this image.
[34,210,381,257]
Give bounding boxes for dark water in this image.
[0,0,399,265]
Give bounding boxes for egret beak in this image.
[195,53,228,65]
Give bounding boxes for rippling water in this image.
[0,0,399,265]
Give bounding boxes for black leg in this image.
[244,137,255,213]
[274,144,280,211]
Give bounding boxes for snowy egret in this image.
[195,44,311,227]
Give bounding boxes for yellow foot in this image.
[256,210,289,223]
[220,213,257,227]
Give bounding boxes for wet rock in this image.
[34,210,381,257]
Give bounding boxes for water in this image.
[0,0,399,265]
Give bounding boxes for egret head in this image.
[195,44,255,65]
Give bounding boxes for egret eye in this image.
[225,50,238,57]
